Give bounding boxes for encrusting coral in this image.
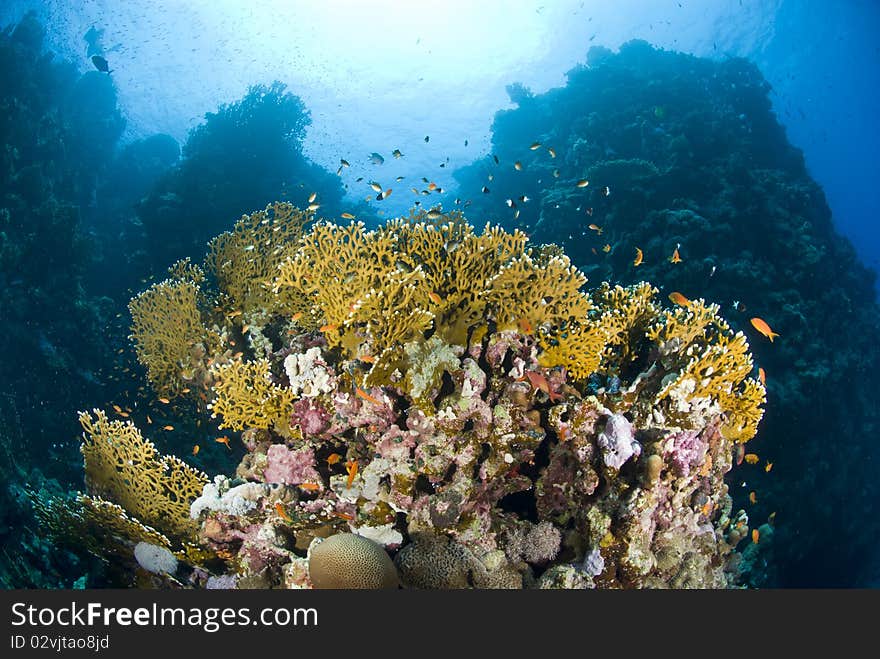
[41,201,767,588]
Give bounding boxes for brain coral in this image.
[308,533,398,589]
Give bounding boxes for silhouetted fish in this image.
[91,54,111,73]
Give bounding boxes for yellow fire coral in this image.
[655,332,766,442]
[30,492,172,563]
[207,201,309,315]
[208,358,295,434]
[128,277,209,396]
[79,409,207,540]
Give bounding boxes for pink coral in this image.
[291,397,330,437]
[263,445,321,485]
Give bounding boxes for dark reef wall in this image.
[134,81,346,272]
[454,40,880,587]
[0,12,122,587]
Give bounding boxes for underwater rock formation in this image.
[454,39,880,587]
[38,202,768,588]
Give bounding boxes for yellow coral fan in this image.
[595,282,659,365]
[655,332,765,442]
[79,409,207,540]
[486,252,592,335]
[207,201,309,315]
[129,278,210,396]
[538,323,608,380]
[30,491,172,562]
[273,220,401,342]
[647,298,729,351]
[208,358,294,433]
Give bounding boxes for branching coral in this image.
[79,409,208,540]
[128,277,211,396]
[208,358,295,434]
[206,201,309,315]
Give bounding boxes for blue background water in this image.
[2,0,878,281]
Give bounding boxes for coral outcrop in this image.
[40,202,766,588]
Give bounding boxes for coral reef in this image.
[40,202,767,588]
[454,39,880,586]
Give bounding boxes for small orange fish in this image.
[514,161,523,171]
[192,445,200,455]
[163,425,174,431]
[752,529,760,544]
[341,212,356,220]
[750,317,780,342]
[275,502,293,522]
[518,317,534,334]
[427,291,442,305]
[345,460,358,488]
[326,453,342,465]
[749,491,757,504]
[529,141,541,150]
[359,354,376,364]
[668,291,690,306]
[428,182,437,191]
[215,436,231,449]
[158,397,170,404]
[669,247,682,263]
[146,414,153,424]
[602,243,611,253]
[758,367,766,386]
[298,482,322,491]
[576,179,589,188]
[331,511,354,521]
[744,453,759,465]
[633,247,644,266]
[308,191,317,203]
[118,411,130,418]
[355,387,383,406]
[112,404,123,414]
[319,323,339,333]
[291,312,303,322]
[701,501,713,516]
[588,223,602,234]
[523,370,563,403]
[765,461,773,473]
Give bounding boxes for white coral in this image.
[283,346,334,397]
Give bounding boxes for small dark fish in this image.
[482,186,490,194]
[493,154,500,164]
[340,158,350,167]
[369,152,385,165]
[464,139,468,146]
[424,135,430,142]
[355,176,364,182]
[91,55,111,73]
[392,149,403,159]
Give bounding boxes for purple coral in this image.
[597,413,641,469]
[665,428,709,477]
